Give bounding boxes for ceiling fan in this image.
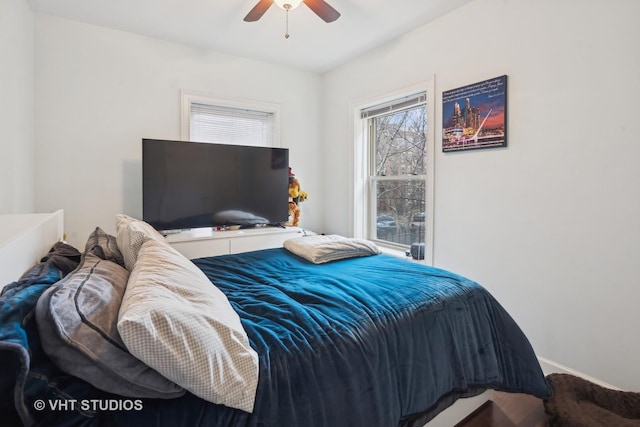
[244,0,341,37]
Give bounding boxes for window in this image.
[354,85,434,262]
[181,91,280,147]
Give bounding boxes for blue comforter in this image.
[1,247,550,427]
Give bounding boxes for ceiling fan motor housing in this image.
[274,0,302,10]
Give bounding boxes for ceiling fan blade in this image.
[244,0,274,22]
[303,0,341,23]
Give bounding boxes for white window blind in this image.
[360,93,427,119]
[189,102,275,147]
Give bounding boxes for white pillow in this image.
[284,234,381,264]
[115,214,165,271]
[116,219,259,412]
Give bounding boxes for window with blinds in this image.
[362,91,428,249]
[183,94,278,147]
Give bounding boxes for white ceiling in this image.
[28,0,475,73]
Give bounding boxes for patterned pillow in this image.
[35,231,184,398]
[117,235,259,412]
[115,214,165,270]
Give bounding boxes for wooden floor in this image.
[455,392,549,427]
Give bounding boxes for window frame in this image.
[180,90,281,147]
[352,80,435,264]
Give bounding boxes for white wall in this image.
[33,14,323,248]
[9,0,640,392]
[0,0,34,213]
[322,0,640,390]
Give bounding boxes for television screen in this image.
[142,139,289,231]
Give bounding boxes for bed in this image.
[0,211,551,427]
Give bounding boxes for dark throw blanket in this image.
[0,242,81,427]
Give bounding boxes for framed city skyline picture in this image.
[442,75,507,152]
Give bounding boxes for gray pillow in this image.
[85,226,125,266]
[35,241,184,399]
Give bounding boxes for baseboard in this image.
[538,356,620,391]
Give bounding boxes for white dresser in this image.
[164,226,303,259]
[0,210,64,289]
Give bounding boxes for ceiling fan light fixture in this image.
[244,0,340,24]
[273,0,303,10]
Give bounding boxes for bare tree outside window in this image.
[370,104,427,246]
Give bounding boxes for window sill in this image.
[377,245,427,264]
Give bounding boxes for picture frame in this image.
[442,75,507,152]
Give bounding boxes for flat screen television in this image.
[142,139,289,231]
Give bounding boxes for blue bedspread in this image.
[1,248,550,427]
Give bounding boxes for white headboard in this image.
[0,209,64,289]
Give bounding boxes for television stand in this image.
[164,226,304,259]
